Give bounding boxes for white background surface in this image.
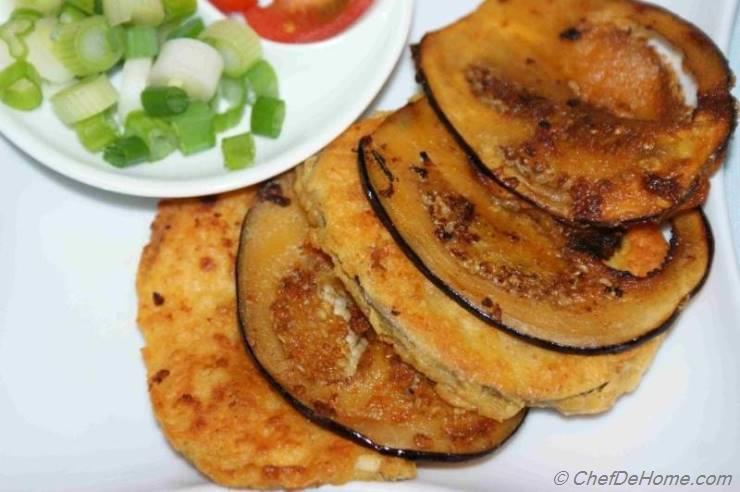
[2,1,740,491]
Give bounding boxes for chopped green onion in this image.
[26,17,75,83]
[64,0,96,15]
[200,19,261,78]
[51,74,117,124]
[118,57,151,120]
[0,17,35,59]
[0,37,12,71]
[102,0,164,26]
[10,9,44,22]
[0,60,43,110]
[2,77,43,110]
[222,132,255,170]
[161,0,196,21]
[149,38,223,101]
[53,16,124,76]
[212,76,246,133]
[245,59,278,102]
[101,0,132,26]
[156,19,177,43]
[165,17,204,40]
[125,25,159,58]
[125,110,177,161]
[104,135,150,167]
[131,0,165,26]
[74,109,119,151]
[58,4,89,24]
[141,86,189,117]
[215,104,245,133]
[251,96,285,139]
[168,100,215,155]
[16,0,63,16]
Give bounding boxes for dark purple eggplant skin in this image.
[234,199,528,463]
[357,135,715,356]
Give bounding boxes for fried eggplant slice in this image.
[360,98,712,353]
[136,189,415,489]
[237,175,526,460]
[295,116,665,421]
[415,0,735,225]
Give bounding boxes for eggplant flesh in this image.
[415,0,735,226]
[360,98,713,354]
[236,176,526,460]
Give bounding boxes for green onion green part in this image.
[131,0,165,26]
[245,59,279,101]
[168,100,216,155]
[104,135,150,167]
[200,19,261,78]
[0,17,36,59]
[101,0,132,26]
[51,74,118,124]
[10,9,44,22]
[16,0,63,16]
[53,16,124,76]
[141,85,189,117]
[212,76,246,133]
[0,60,43,110]
[251,96,285,139]
[222,132,255,170]
[125,110,178,161]
[64,0,97,15]
[74,109,119,151]
[165,17,204,40]
[161,0,196,21]
[102,0,165,26]
[125,25,159,58]
[58,4,89,24]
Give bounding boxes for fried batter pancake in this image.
[416,0,735,225]
[295,118,664,421]
[136,189,415,489]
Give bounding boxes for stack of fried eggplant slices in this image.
[137,0,736,488]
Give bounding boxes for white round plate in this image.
[0,0,413,197]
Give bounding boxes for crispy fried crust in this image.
[416,0,735,226]
[136,189,415,489]
[295,117,664,421]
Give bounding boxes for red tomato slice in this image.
[243,0,374,43]
[210,0,256,13]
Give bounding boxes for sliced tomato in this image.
[243,0,374,43]
[210,0,256,13]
